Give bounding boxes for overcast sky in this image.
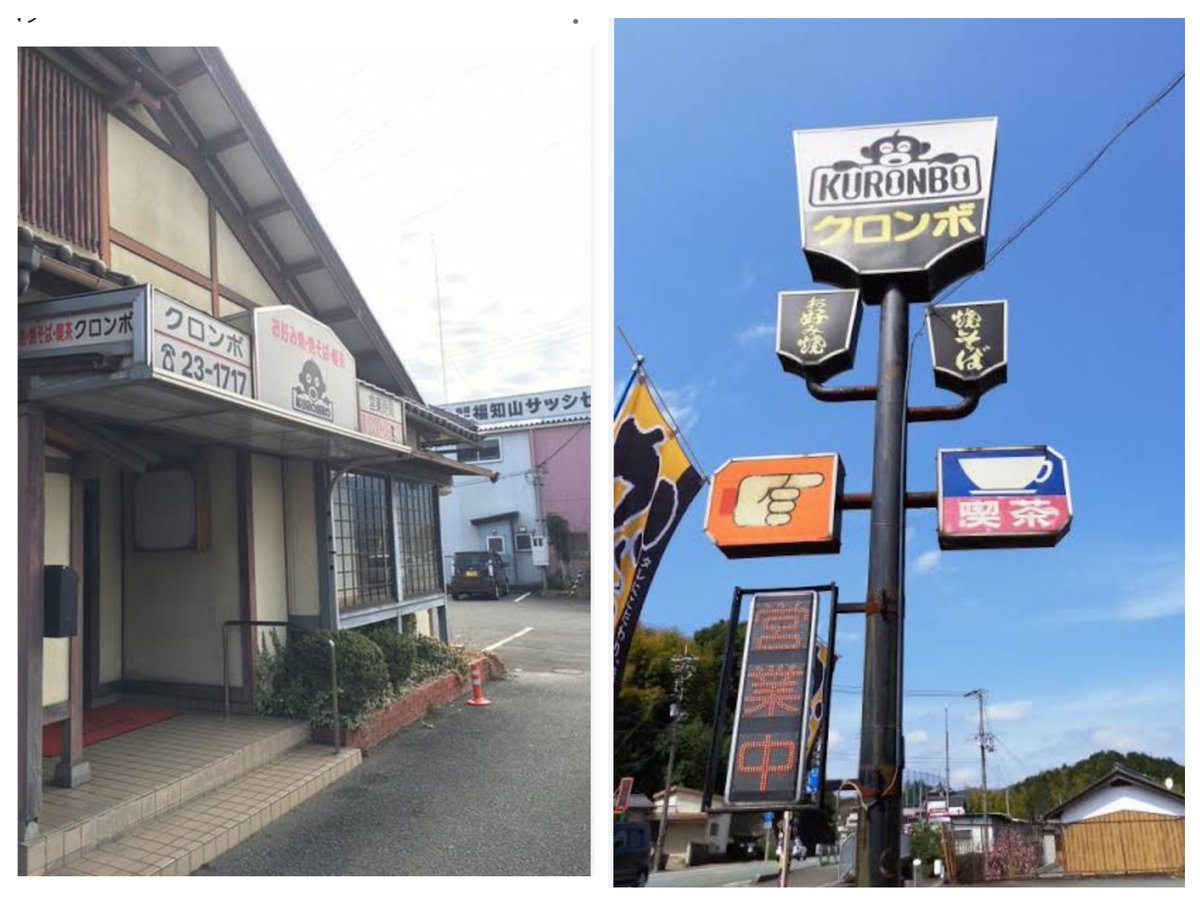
[223,46,591,407]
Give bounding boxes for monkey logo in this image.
[810,129,981,207]
[291,359,335,421]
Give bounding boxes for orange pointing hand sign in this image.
[734,473,826,526]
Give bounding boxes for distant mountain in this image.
[965,750,1184,821]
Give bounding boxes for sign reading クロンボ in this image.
[725,591,820,806]
[152,291,253,399]
[776,290,862,384]
[253,306,358,430]
[704,454,843,558]
[793,117,998,301]
[937,446,1072,550]
[926,300,1007,397]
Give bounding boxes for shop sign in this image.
[17,287,139,359]
[445,386,591,428]
[704,454,842,558]
[152,291,252,398]
[726,591,820,806]
[357,381,407,448]
[776,290,862,384]
[938,446,1072,549]
[254,306,357,430]
[926,300,1007,397]
[793,117,998,300]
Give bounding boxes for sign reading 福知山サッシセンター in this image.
[725,591,819,806]
[253,306,357,430]
[704,454,842,558]
[357,381,407,448]
[926,300,1007,397]
[445,387,591,430]
[152,291,253,399]
[793,117,998,301]
[938,446,1072,550]
[776,290,862,384]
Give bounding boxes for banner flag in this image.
[613,374,703,690]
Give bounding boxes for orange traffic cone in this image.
[466,660,491,707]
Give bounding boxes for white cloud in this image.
[914,550,941,575]
[908,730,929,745]
[656,384,702,434]
[986,700,1033,722]
[1042,562,1182,624]
[828,729,844,750]
[1091,728,1140,751]
[952,767,977,787]
[735,323,775,346]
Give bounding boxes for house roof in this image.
[38,47,422,404]
[1042,765,1184,821]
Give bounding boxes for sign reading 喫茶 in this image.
[704,455,842,558]
[793,117,998,301]
[938,446,1072,550]
[152,291,252,398]
[357,381,407,448]
[725,591,820,806]
[926,300,1007,397]
[253,306,358,430]
[776,290,862,384]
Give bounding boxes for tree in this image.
[545,512,571,581]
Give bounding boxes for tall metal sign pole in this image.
[794,118,999,886]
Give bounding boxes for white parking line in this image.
[511,591,532,604]
[483,626,533,652]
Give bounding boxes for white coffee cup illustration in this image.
[958,455,1052,495]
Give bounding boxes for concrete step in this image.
[45,745,361,876]
[24,716,311,875]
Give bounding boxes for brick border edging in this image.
[311,657,493,753]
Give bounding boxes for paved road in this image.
[649,858,833,888]
[200,593,589,876]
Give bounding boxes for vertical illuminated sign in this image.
[725,591,820,805]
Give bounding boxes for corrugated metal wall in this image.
[18,48,104,253]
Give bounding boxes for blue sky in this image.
[614,19,1184,789]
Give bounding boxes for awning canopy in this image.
[25,371,496,482]
[470,510,521,526]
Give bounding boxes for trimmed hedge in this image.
[364,624,417,686]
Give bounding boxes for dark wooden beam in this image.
[167,57,208,88]
[18,406,45,839]
[286,257,325,277]
[201,127,248,157]
[110,228,212,291]
[321,308,360,324]
[244,198,290,223]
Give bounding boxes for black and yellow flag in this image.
[613,374,703,691]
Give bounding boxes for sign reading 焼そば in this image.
[926,300,1007,397]
[793,117,998,300]
[253,306,358,430]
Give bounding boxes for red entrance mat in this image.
[43,705,179,758]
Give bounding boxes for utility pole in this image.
[654,651,696,871]
[429,234,450,405]
[856,284,909,887]
[944,706,952,811]
[965,689,994,865]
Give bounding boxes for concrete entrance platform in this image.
[21,712,360,875]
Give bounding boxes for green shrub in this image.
[408,633,469,684]
[269,629,390,729]
[955,852,985,885]
[364,625,417,687]
[910,822,943,879]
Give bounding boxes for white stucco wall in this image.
[123,447,244,687]
[42,470,72,707]
[109,245,212,312]
[283,460,320,620]
[98,465,123,684]
[438,430,541,584]
[1061,783,1185,824]
[215,214,280,307]
[252,454,288,651]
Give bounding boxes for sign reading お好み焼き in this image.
[793,117,998,301]
[776,290,862,384]
[938,446,1072,550]
[253,306,357,430]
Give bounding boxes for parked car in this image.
[447,550,510,600]
[614,822,653,887]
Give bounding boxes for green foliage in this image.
[546,512,572,568]
[407,633,469,683]
[956,852,985,885]
[364,624,417,686]
[909,823,943,878]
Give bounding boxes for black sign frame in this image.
[723,590,820,808]
[776,289,862,384]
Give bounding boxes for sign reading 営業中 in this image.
[793,117,998,300]
[253,305,358,430]
[152,291,252,398]
[357,381,407,448]
[776,290,862,385]
[725,591,820,806]
[938,446,1072,550]
[926,300,1007,397]
[445,386,591,428]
